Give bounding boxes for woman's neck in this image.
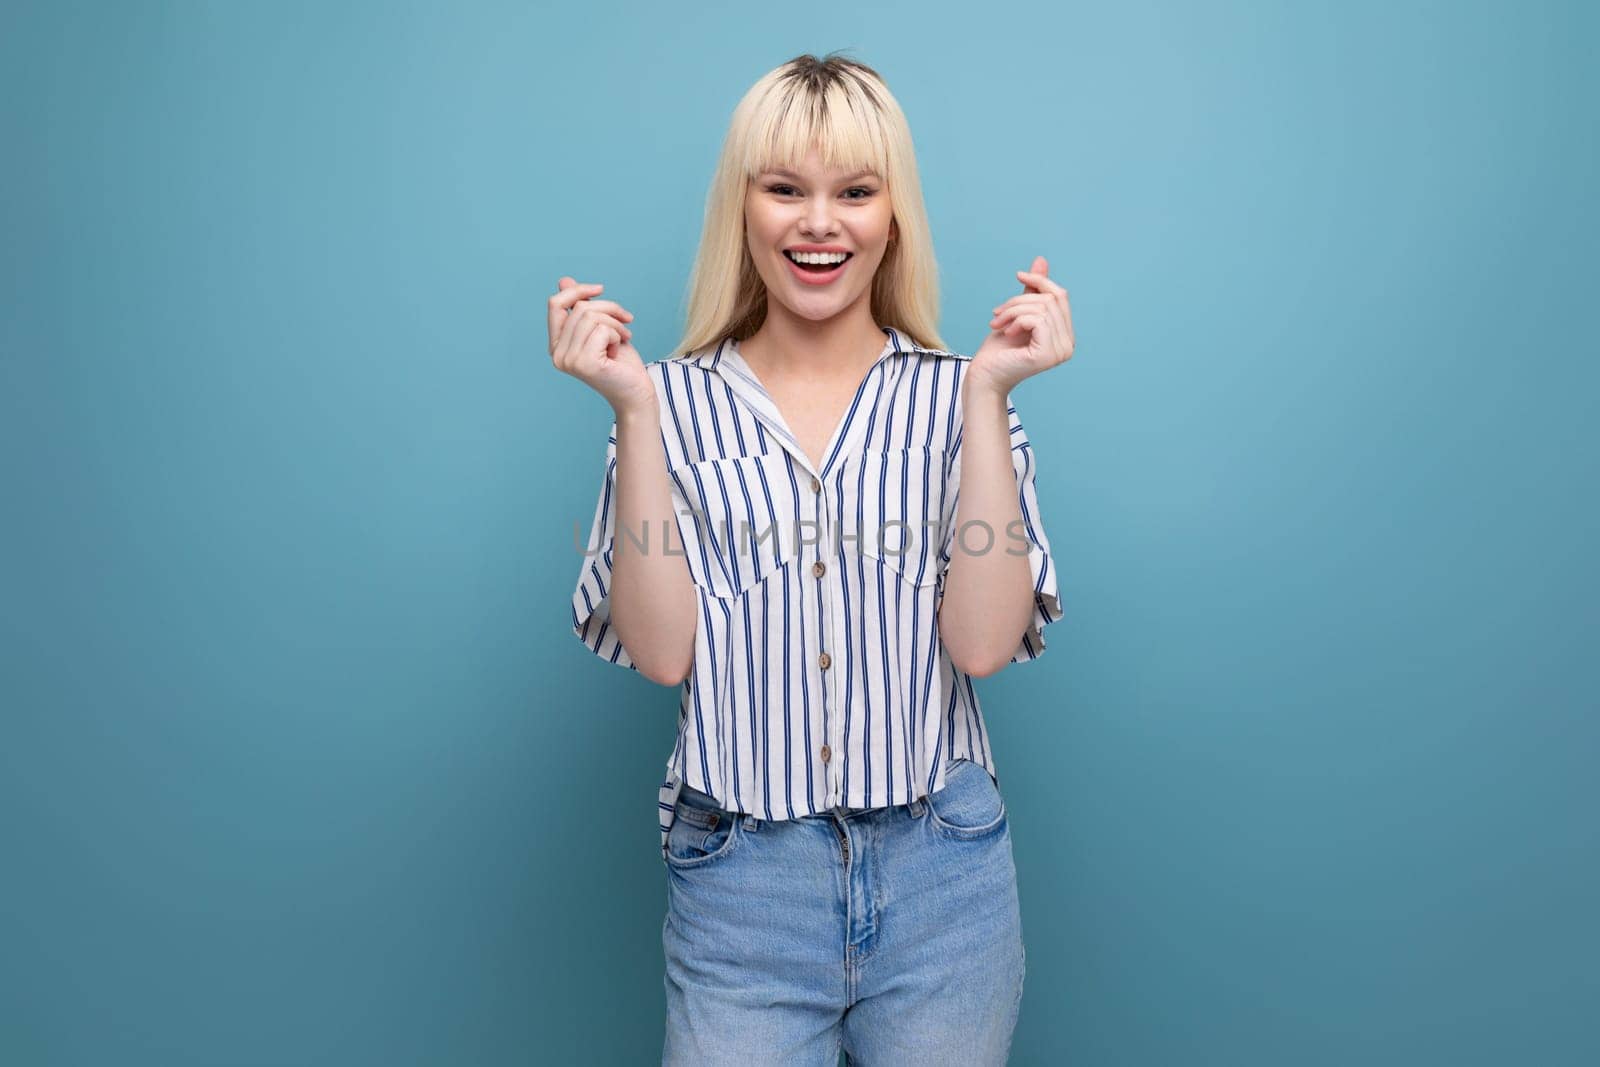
[741,306,886,385]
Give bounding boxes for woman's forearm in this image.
[937,374,1036,677]
[607,399,698,685]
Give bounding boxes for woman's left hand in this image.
[970,255,1075,393]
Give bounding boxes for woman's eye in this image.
[766,184,876,200]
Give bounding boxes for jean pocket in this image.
[664,787,740,868]
[926,758,1008,840]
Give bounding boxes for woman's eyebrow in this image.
[763,168,879,182]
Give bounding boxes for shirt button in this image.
[810,476,821,493]
[819,651,831,670]
[820,744,831,762]
[812,560,825,578]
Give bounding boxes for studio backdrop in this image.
[2,1,1595,1064]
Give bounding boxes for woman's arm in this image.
[606,396,698,686]
[939,255,1074,674]
[549,277,696,685]
[937,372,1038,677]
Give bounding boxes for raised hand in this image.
[547,277,655,417]
[970,255,1075,394]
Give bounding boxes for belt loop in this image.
[742,813,759,831]
[909,799,926,818]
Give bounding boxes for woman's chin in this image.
[770,285,868,323]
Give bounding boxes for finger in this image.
[1015,269,1066,296]
[1004,311,1045,337]
[547,282,606,345]
[992,292,1053,316]
[567,302,633,345]
[554,281,604,304]
[550,282,604,312]
[1017,257,1049,294]
[552,300,606,359]
[1007,303,1062,354]
[558,300,635,350]
[577,313,624,362]
[1029,307,1070,363]
[1040,286,1073,354]
[574,298,635,322]
[1048,300,1074,356]
[991,298,1049,330]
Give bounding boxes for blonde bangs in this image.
[737,69,893,184]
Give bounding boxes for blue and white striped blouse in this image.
[570,326,1062,860]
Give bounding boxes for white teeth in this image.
[786,250,849,266]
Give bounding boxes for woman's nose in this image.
[802,202,837,238]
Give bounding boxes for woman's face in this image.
[744,146,896,325]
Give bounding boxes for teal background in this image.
[3,1,1595,1064]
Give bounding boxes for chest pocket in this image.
[840,446,950,589]
[668,452,805,599]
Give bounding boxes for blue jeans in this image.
[661,757,1026,1065]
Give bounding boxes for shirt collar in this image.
[664,326,969,481]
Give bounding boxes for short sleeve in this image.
[570,421,639,671]
[936,394,1063,665]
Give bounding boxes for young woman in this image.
[553,52,1073,1065]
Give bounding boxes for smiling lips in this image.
[783,250,852,286]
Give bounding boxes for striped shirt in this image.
[570,326,1062,860]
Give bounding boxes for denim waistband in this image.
[679,781,924,823]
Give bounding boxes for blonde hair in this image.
[671,51,948,357]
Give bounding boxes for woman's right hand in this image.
[547,276,655,416]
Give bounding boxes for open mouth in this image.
[783,250,853,274]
